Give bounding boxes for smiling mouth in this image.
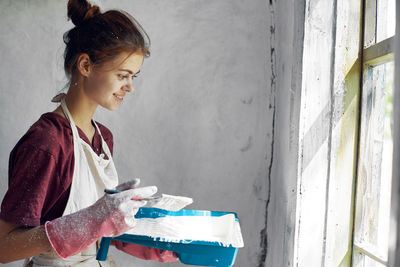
[113,94,124,102]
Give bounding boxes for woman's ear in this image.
[76,53,92,77]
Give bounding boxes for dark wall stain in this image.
[240,136,253,152]
[241,97,254,105]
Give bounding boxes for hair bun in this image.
[83,5,101,20]
[67,0,101,26]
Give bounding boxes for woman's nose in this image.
[123,79,134,92]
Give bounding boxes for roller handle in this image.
[96,237,112,261]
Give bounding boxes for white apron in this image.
[25,94,119,266]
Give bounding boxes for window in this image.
[352,0,395,265]
[293,0,396,265]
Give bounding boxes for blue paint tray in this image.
[96,207,244,266]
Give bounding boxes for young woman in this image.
[0,1,177,265]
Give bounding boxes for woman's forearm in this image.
[0,219,52,264]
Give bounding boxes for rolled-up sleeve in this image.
[0,144,59,227]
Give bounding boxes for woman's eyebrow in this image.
[118,69,140,75]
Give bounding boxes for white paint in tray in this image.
[126,213,244,248]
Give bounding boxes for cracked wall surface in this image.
[262,0,306,266]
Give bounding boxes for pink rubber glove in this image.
[45,186,157,259]
[113,179,179,262]
[114,241,179,262]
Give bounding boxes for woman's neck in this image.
[64,89,97,131]
[54,81,98,142]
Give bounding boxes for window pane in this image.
[376,0,396,42]
[353,61,394,264]
[353,250,387,267]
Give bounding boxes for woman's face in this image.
[84,51,144,110]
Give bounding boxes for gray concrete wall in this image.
[0,1,298,266]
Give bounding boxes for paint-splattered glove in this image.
[114,241,179,262]
[45,186,157,259]
[113,179,179,262]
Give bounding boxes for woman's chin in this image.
[100,103,120,111]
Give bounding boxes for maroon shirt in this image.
[0,112,113,227]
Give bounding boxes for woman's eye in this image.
[118,74,128,80]
[118,74,138,81]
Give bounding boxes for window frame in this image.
[351,0,395,264]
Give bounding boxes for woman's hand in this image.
[112,179,179,263]
[114,241,179,262]
[46,186,157,259]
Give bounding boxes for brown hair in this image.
[64,0,151,78]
